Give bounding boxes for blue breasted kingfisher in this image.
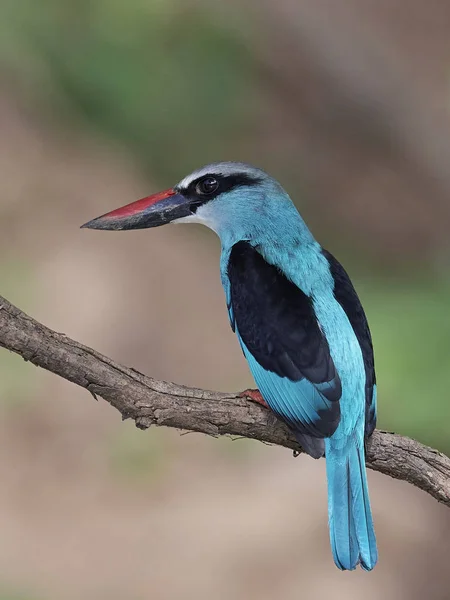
[82,162,378,571]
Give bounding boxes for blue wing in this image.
[227,241,342,457]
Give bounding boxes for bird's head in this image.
[81,161,308,246]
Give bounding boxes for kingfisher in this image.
[82,161,378,571]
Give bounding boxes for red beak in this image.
[81,188,192,230]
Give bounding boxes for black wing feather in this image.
[227,241,342,403]
[322,249,377,437]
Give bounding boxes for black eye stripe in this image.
[178,172,262,212]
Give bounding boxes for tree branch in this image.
[1,294,449,506]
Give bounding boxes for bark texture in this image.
[1,294,449,506]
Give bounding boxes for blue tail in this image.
[325,437,378,571]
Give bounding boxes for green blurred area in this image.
[364,276,450,451]
[0,0,253,180]
[1,0,449,458]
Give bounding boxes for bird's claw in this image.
[239,388,270,409]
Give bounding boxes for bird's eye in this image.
[196,177,219,195]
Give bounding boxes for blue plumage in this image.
[325,436,378,570]
[207,164,377,570]
[209,164,377,570]
[83,160,378,571]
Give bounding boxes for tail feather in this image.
[325,437,378,571]
[354,446,377,570]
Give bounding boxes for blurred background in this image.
[1,0,450,598]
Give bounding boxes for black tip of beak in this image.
[80,220,95,229]
[80,217,121,230]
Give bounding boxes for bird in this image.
[82,161,378,571]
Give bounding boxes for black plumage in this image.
[228,242,341,393]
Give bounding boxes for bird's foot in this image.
[239,388,270,409]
